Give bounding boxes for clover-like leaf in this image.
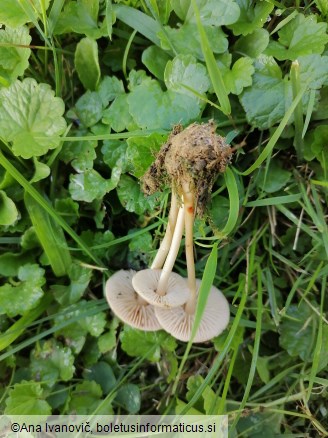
[279,302,313,361]
[164,54,210,98]
[69,169,115,202]
[0,78,67,158]
[239,55,291,129]
[188,0,240,26]
[228,0,274,36]
[222,56,254,95]
[127,78,201,130]
[159,23,228,61]
[120,325,177,362]
[54,0,107,39]
[5,381,52,415]
[0,26,31,87]
[266,14,328,61]
[0,0,50,28]
[30,339,75,387]
[116,175,158,215]
[0,264,45,317]
[126,133,165,178]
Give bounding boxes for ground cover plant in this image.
[0,0,327,435]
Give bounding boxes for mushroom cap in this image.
[155,279,229,342]
[132,269,190,308]
[105,270,162,331]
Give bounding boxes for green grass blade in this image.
[179,275,248,414]
[0,301,108,361]
[230,264,263,431]
[242,83,308,176]
[246,194,301,207]
[171,243,218,394]
[191,0,230,115]
[24,192,72,277]
[0,294,53,352]
[306,276,325,402]
[302,89,316,139]
[113,4,161,46]
[0,151,104,268]
[105,0,113,40]
[47,0,65,35]
[221,167,239,235]
[291,61,304,161]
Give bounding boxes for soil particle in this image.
[142,120,232,215]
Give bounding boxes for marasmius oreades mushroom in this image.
[141,120,232,342]
[105,189,189,328]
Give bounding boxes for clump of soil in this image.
[142,120,232,215]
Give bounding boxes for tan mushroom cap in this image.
[132,269,190,308]
[105,270,162,331]
[155,280,229,342]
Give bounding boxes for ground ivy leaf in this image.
[98,318,119,354]
[142,46,171,81]
[308,125,328,171]
[60,134,97,171]
[164,54,210,98]
[30,339,75,387]
[102,94,138,132]
[75,38,101,91]
[5,381,52,415]
[98,76,125,107]
[228,0,274,36]
[127,78,201,129]
[239,55,290,129]
[126,133,165,178]
[67,381,104,414]
[257,160,291,193]
[52,263,92,306]
[0,0,50,28]
[54,0,107,39]
[0,190,18,225]
[115,384,141,414]
[83,361,117,394]
[0,26,31,87]
[265,14,328,61]
[69,169,114,202]
[0,264,45,317]
[279,302,313,361]
[54,301,106,353]
[159,23,228,60]
[116,174,158,215]
[120,326,177,362]
[75,91,103,128]
[0,252,35,277]
[234,28,269,59]
[298,55,328,90]
[0,78,67,158]
[188,0,240,26]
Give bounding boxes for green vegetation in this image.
[0,0,327,435]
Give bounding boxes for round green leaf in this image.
[0,190,18,225]
[0,78,67,158]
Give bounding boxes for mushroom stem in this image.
[156,204,185,296]
[151,190,179,269]
[182,182,197,314]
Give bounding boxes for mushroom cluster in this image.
[105,120,232,343]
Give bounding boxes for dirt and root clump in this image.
[142,120,232,215]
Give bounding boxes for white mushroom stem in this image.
[182,181,197,314]
[151,191,179,270]
[156,204,185,296]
